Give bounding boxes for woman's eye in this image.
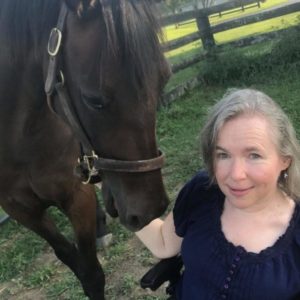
[249,153,261,159]
[216,152,228,159]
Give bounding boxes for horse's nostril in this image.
[127,215,140,229]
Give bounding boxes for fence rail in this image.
[161,0,261,27]
[211,2,300,34]
[161,1,300,105]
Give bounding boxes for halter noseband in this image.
[44,2,165,184]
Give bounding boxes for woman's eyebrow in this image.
[244,146,261,152]
[215,146,227,151]
[215,146,261,152]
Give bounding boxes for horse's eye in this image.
[82,93,110,111]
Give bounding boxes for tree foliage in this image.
[199,0,215,8]
[165,0,184,14]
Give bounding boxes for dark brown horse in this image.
[0,0,170,298]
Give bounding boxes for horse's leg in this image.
[96,199,107,237]
[66,184,105,300]
[0,194,79,275]
[96,199,113,248]
[2,189,105,300]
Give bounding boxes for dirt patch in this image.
[104,236,167,299]
[0,283,47,300]
[0,250,60,300]
[0,236,167,300]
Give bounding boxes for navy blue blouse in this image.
[173,170,300,300]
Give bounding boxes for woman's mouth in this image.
[228,186,253,197]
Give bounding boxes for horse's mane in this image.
[0,0,61,63]
[100,0,167,99]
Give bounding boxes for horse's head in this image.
[52,0,170,230]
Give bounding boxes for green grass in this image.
[164,1,300,94]
[215,12,300,44]
[163,0,289,41]
[0,221,46,282]
[0,207,7,218]
[164,0,299,60]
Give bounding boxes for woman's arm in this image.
[135,212,183,259]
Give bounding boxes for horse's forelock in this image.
[99,0,166,100]
[76,0,99,18]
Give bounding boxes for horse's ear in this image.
[64,0,99,17]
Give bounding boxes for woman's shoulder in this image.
[176,170,221,203]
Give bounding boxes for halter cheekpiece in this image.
[44,2,165,184]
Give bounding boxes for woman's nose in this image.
[230,159,246,180]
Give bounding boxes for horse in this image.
[0,0,170,299]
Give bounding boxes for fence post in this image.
[196,10,215,50]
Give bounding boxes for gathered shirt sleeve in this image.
[173,170,214,237]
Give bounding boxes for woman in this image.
[136,89,300,299]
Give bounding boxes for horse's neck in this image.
[0,46,50,139]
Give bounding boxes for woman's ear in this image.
[282,156,292,170]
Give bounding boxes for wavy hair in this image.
[201,88,300,199]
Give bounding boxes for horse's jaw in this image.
[101,181,119,218]
[101,176,169,232]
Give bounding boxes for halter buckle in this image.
[81,151,99,184]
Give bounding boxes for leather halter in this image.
[44,2,165,184]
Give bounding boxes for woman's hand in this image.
[135,212,183,259]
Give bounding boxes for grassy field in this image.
[1,2,300,299]
[164,0,300,93]
[164,0,299,62]
[164,0,290,41]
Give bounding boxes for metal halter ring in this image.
[48,28,62,56]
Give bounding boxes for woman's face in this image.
[214,114,291,211]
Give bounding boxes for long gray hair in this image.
[201,88,300,199]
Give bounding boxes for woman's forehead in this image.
[217,114,276,148]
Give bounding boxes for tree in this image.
[165,0,184,28]
[165,0,184,15]
[200,0,215,8]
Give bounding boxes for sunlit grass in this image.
[163,0,289,41]
[163,22,198,41]
[209,0,289,25]
[164,0,298,60]
[215,12,300,44]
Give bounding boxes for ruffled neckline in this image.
[214,197,300,262]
